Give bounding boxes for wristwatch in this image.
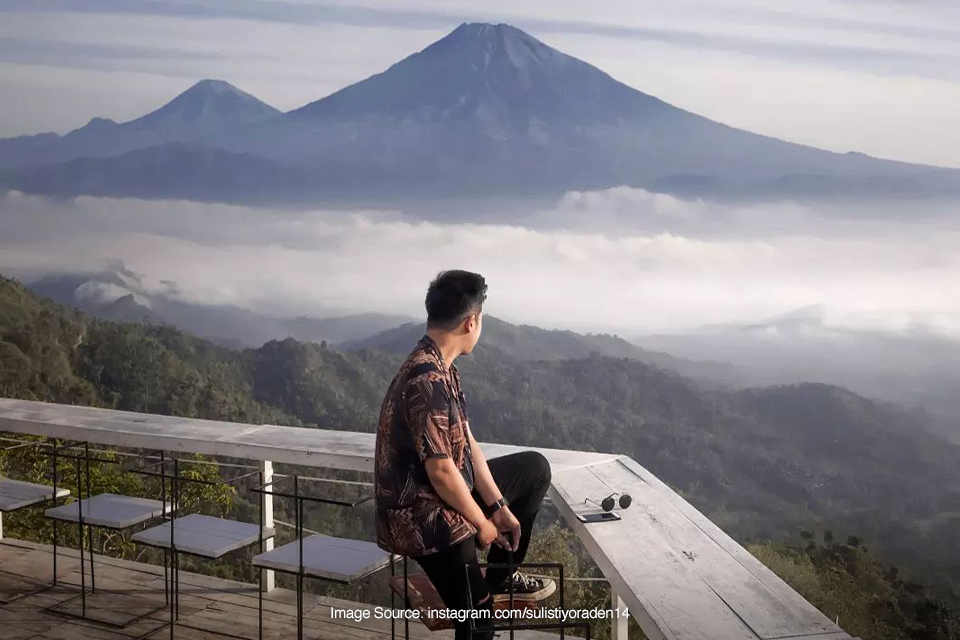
[483,497,509,518]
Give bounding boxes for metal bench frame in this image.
[390,551,591,640]
[42,443,170,628]
[251,475,384,640]
[127,454,268,640]
[0,437,68,603]
[468,558,591,640]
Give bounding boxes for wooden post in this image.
[612,589,628,639]
[260,459,275,592]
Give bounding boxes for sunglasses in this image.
[585,492,632,512]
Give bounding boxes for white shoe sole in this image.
[491,579,557,603]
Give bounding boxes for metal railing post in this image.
[612,589,628,639]
[260,460,275,592]
[0,449,5,540]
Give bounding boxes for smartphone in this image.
[577,511,621,524]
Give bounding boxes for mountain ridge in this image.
[341,315,740,385]
[28,269,417,349]
[2,24,959,202]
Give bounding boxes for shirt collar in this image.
[419,334,456,374]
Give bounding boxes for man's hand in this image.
[476,518,500,550]
[492,506,521,552]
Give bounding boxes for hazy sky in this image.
[1,0,959,167]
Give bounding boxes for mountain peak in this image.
[448,22,529,40]
[127,79,280,133]
[83,117,119,130]
[422,22,566,72]
[292,21,645,126]
[183,79,247,97]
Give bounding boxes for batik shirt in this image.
[374,335,476,557]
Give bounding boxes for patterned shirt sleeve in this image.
[403,374,453,461]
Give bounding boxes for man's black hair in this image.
[425,270,487,330]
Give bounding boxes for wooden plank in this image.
[0,479,69,511]
[252,534,392,582]
[616,456,844,626]
[551,463,756,640]
[589,459,837,639]
[0,541,570,640]
[551,459,849,640]
[181,605,391,640]
[45,493,168,529]
[132,515,275,559]
[0,624,45,640]
[0,398,617,472]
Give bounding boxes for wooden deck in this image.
[0,539,560,640]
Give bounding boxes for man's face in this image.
[464,311,483,354]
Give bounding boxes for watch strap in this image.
[483,497,508,518]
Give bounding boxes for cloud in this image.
[1,189,958,341]
[74,280,151,307]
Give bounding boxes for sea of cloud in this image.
[0,188,958,340]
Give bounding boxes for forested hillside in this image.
[2,275,959,616]
[751,532,960,640]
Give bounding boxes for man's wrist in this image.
[482,497,509,518]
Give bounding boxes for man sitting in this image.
[374,269,555,640]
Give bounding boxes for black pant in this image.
[415,451,552,640]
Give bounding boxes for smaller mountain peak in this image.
[65,116,119,138]
[125,79,280,132]
[84,117,119,128]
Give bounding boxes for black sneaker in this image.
[490,571,556,602]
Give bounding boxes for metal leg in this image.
[161,452,169,608]
[84,443,95,594]
[76,455,86,618]
[52,442,58,588]
[163,550,169,605]
[560,564,565,640]
[403,556,410,640]
[52,512,58,587]
[168,552,174,639]
[173,457,180,622]
[390,554,396,640]
[295,475,303,640]
[509,551,516,640]
[464,562,474,640]
[258,468,264,640]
